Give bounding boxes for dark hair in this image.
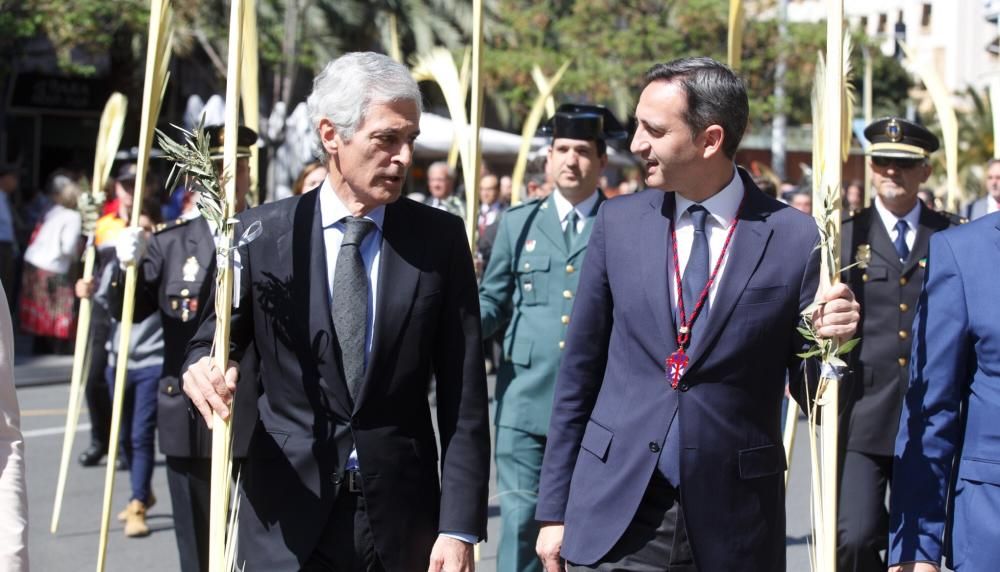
[642,57,749,158]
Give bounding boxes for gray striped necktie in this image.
[332,216,375,401]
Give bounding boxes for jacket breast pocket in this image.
[580,418,613,462]
[738,444,785,479]
[165,280,200,322]
[516,255,550,306]
[737,285,788,306]
[863,266,888,282]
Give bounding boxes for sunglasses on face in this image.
[871,156,924,170]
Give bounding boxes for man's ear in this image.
[317,118,339,156]
[701,124,725,159]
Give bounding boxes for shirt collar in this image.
[873,194,920,233]
[552,188,599,223]
[674,166,744,227]
[319,178,386,231]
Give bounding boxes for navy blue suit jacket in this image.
[889,212,1000,569]
[536,171,820,570]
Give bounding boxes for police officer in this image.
[110,125,259,571]
[479,104,626,572]
[837,117,959,572]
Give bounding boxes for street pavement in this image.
[18,368,818,571]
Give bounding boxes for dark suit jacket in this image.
[839,205,952,456]
[183,191,490,570]
[535,171,820,570]
[890,213,1000,568]
[110,216,259,459]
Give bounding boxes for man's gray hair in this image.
[307,52,423,147]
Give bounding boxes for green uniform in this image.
[479,191,603,572]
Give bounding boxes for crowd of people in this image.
[0,50,997,572]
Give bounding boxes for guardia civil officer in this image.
[109,125,259,571]
[478,104,626,572]
[837,117,959,572]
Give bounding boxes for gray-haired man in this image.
[182,52,490,571]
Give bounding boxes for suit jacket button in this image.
[331,472,342,485]
[648,442,661,453]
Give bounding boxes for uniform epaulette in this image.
[940,211,968,226]
[154,217,191,234]
[505,197,544,213]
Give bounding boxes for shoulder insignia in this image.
[939,211,967,226]
[505,197,543,213]
[154,217,192,234]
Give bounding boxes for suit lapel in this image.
[685,183,771,369]
[354,201,421,412]
[641,191,677,350]
[279,190,353,415]
[535,194,567,254]
[867,212,904,270]
[901,205,942,275]
[567,191,605,260]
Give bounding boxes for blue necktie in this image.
[893,219,909,262]
[682,205,710,320]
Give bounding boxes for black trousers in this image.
[837,450,892,572]
[301,487,383,572]
[166,457,211,572]
[569,473,696,572]
[85,301,112,449]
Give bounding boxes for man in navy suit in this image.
[888,212,1000,572]
[182,52,489,571]
[535,57,860,571]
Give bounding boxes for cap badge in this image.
[886,119,902,143]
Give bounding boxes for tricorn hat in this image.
[538,104,628,143]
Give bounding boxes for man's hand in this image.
[181,356,238,427]
[889,563,940,572]
[812,282,860,344]
[536,522,566,572]
[426,535,474,572]
[75,277,95,299]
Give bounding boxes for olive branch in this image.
[155,119,234,234]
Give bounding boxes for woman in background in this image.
[19,172,83,354]
[291,161,327,195]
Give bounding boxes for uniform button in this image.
[166,384,175,395]
[180,288,190,296]
[899,277,908,286]
[561,315,570,325]
[563,290,573,299]
[523,263,531,270]
[558,341,565,350]
[648,442,661,453]
[331,472,343,485]
[566,264,575,273]
[523,283,533,292]
[899,303,909,312]
[898,357,908,367]
[898,330,908,340]
[862,274,869,282]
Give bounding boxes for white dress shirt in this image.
[873,194,920,254]
[319,182,475,544]
[669,167,745,314]
[552,188,599,233]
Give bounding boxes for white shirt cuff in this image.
[439,531,478,544]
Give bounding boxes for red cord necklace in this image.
[665,196,744,389]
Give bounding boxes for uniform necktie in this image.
[893,219,909,261]
[564,210,579,250]
[682,205,710,319]
[332,216,375,401]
